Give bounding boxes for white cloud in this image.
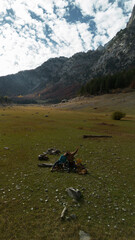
[0,1,10,14]
[0,0,134,76]
[76,22,93,50]
[95,4,125,38]
[123,0,135,12]
[38,0,54,15]
[74,0,95,16]
[74,0,135,46]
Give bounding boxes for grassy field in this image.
[0,93,135,240]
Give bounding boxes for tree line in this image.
[0,96,12,104]
[0,96,38,105]
[79,67,135,95]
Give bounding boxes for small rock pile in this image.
[38,148,61,161]
[38,153,49,161]
[46,148,61,155]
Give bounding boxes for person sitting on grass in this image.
[51,152,69,172]
[51,148,78,172]
[67,148,78,172]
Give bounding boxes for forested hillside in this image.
[79,67,135,95]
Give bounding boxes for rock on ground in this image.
[66,187,82,201]
[79,230,91,240]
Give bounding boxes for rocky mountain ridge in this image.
[0,5,135,102]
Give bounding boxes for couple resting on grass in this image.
[51,148,78,172]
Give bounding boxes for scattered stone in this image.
[45,115,49,117]
[61,206,67,220]
[66,187,82,201]
[79,230,91,240]
[4,147,9,150]
[47,148,61,155]
[38,154,49,161]
[70,214,77,220]
[61,99,68,103]
[15,185,21,190]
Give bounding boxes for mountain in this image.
[0,57,67,97]
[0,5,135,102]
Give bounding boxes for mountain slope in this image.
[0,57,68,97]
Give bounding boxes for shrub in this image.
[112,111,126,120]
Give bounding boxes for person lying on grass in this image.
[51,148,78,172]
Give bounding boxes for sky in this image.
[0,0,134,76]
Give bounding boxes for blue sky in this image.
[0,0,134,76]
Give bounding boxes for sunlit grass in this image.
[0,104,135,240]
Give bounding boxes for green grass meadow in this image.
[0,103,135,240]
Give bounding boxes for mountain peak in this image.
[127,5,135,28]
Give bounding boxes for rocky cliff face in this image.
[92,27,135,77]
[127,5,135,28]
[91,5,135,77]
[0,5,135,102]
